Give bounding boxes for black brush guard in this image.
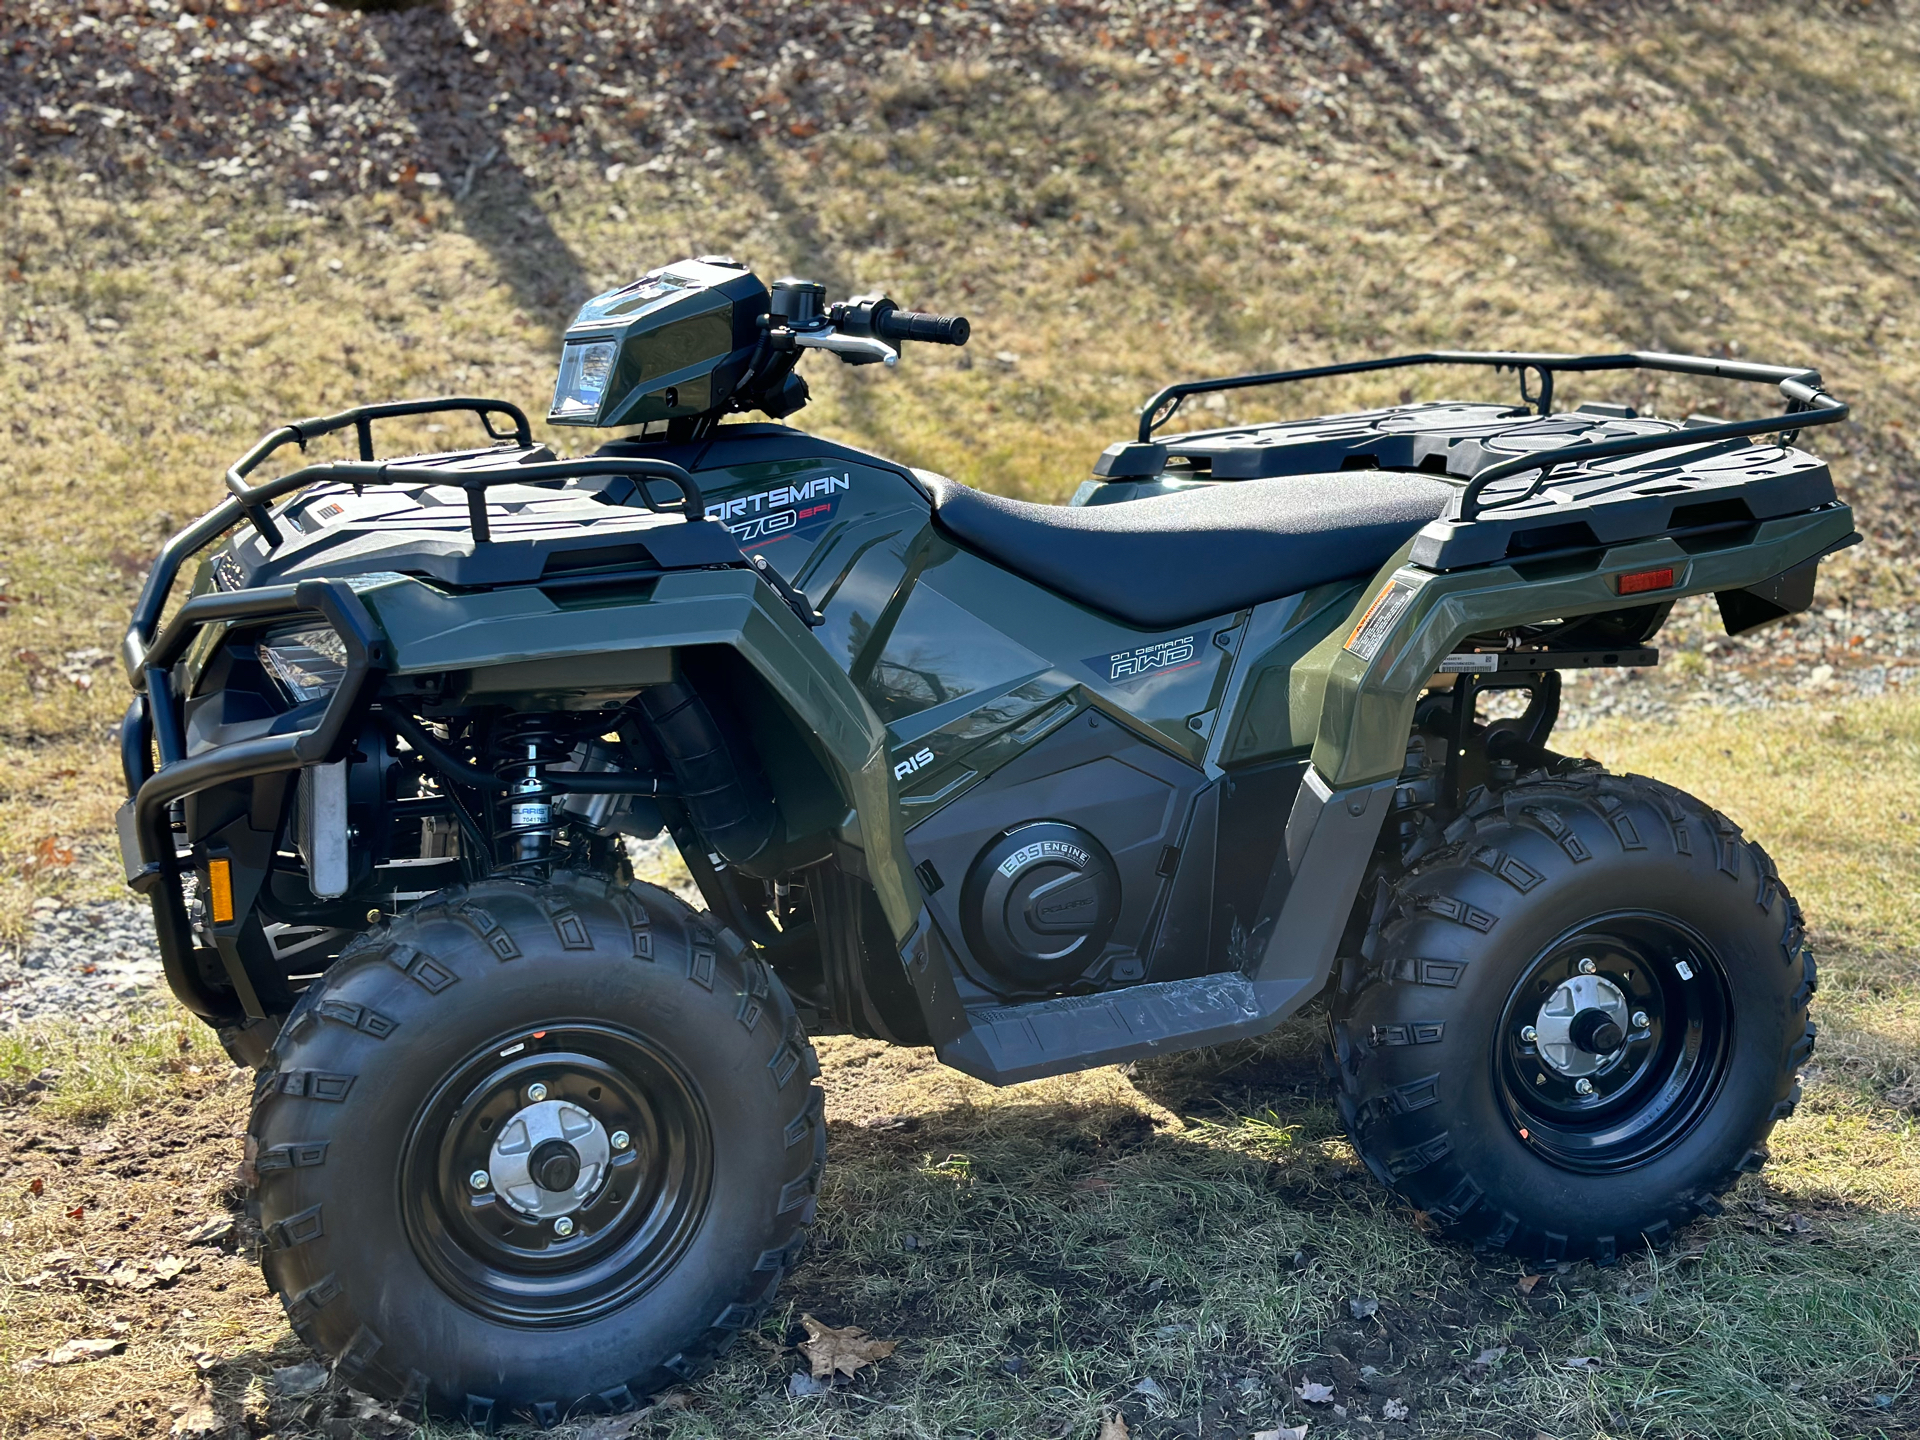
[118,398,717,1022]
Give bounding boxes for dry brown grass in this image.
[5,0,1920,938]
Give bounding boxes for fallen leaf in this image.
[1295,1380,1335,1404]
[172,1392,221,1439]
[23,834,75,876]
[66,1206,84,1221]
[1099,1413,1130,1440]
[27,1178,42,1197]
[1516,1273,1545,1295]
[15,1336,125,1372]
[1253,1427,1309,1440]
[798,1314,897,1380]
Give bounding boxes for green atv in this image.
[118,256,1850,1421]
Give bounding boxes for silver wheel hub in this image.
[487,1098,611,1218]
[1532,973,1631,1078]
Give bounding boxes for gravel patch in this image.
[1,897,165,1029]
[0,837,701,1030]
[1558,593,1920,729]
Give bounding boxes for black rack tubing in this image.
[1137,350,1831,442]
[125,453,706,685]
[1454,390,1847,520]
[1134,349,1849,525]
[223,397,532,541]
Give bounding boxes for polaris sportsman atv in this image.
[118,255,1851,1421]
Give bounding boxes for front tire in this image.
[247,874,824,1424]
[1329,771,1816,1265]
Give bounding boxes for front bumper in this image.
[119,578,388,1020]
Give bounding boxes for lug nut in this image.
[1520,1025,1538,1044]
[469,1170,490,1191]
[526,1082,549,1102]
[1632,1011,1650,1029]
[553,1216,574,1238]
[611,1130,631,1151]
[1574,1078,1595,1096]
[1577,958,1597,975]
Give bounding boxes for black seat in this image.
[919,473,1456,629]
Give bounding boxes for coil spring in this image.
[492,716,568,865]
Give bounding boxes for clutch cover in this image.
[960,821,1121,992]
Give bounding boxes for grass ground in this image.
[1,697,1916,1440]
[3,0,1919,1435]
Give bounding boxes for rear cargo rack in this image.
[1136,350,1848,521]
[124,397,713,685]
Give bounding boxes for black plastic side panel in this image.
[933,772,1397,1084]
[1210,758,1311,970]
[902,711,1203,999]
[1142,779,1220,984]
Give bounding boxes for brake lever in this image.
[791,329,899,367]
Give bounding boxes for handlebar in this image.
[828,293,970,348]
[877,309,970,346]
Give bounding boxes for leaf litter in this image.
[796,1313,898,1381]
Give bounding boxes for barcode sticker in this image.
[1344,579,1418,662]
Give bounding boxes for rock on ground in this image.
[0,835,700,1029]
[1,897,165,1028]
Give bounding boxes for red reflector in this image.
[1616,567,1675,596]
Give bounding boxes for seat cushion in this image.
[919,473,1456,629]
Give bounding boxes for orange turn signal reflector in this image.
[1616,567,1675,596]
[207,858,234,925]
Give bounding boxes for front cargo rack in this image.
[1132,350,1848,521]
[123,396,722,686]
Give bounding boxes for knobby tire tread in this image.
[1328,769,1815,1264]
[244,873,823,1424]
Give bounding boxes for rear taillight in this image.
[1615,567,1675,596]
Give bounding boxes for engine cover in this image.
[960,822,1121,992]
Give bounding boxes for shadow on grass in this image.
[767,1011,1920,1439]
[372,7,592,334]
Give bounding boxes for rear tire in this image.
[1329,771,1815,1265]
[247,873,824,1424]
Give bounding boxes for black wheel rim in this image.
[398,1023,713,1325]
[1493,912,1733,1174]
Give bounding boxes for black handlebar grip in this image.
[878,309,970,346]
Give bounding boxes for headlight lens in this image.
[550,339,619,421]
[258,625,347,703]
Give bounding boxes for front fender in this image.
[356,568,917,938]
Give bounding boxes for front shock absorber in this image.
[493,716,566,865]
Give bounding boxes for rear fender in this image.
[1297,504,1857,788]
[356,568,916,935]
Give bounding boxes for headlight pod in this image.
[257,624,348,704]
[550,338,619,422]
